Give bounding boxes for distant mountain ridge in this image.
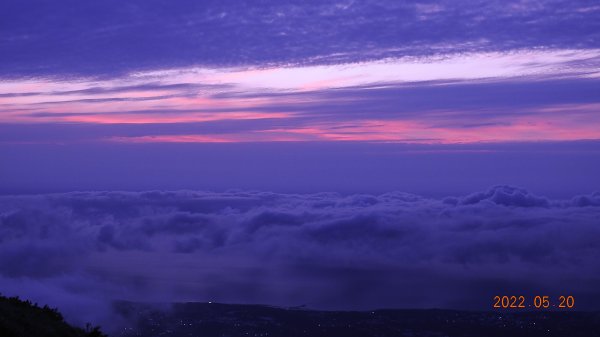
[114,301,600,337]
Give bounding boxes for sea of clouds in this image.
[1,186,599,330]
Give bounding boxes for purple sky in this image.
[1,0,600,330]
[1,0,600,194]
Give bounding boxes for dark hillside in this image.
[0,294,106,337]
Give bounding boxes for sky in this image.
[1,0,600,194]
[1,0,600,330]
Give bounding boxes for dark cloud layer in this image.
[1,187,599,330]
[1,0,600,77]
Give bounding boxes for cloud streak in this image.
[2,1,599,144]
[3,0,600,145]
[2,76,600,144]
[2,0,600,78]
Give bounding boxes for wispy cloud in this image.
[2,0,600,144]
[2,0,600,77]
[2,71,600,143]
